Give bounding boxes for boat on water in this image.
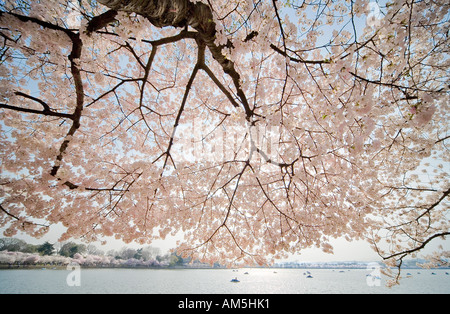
[231,277,240,283]
[366,274,381,280]
[306,275,313,278]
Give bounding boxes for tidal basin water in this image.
[0,268,449,294]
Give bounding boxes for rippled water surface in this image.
[1,268,449,294]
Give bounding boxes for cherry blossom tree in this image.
[0,0,448,283]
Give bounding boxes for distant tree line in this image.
[0,238,186,267]
[0,238,55,255]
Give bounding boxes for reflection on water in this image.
[0,268,449,294]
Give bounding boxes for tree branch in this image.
[153,41,204,169]
[50,32,84,176]
[85,9,118,35]
[380,232,450,261]
[0,91,74,119]
[270,44,331,64]
[0,204,49,229]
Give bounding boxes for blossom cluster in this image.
[0,250,165,268]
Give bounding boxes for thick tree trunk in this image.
[97,0,215,36]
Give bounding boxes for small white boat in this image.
[230,278,240,283]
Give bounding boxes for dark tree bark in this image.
[98,0,215,34]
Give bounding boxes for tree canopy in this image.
[0,0,448,284]
[37,241,55,256]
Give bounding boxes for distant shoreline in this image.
[2,264,449,270]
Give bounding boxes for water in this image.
[0,268,449,294]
